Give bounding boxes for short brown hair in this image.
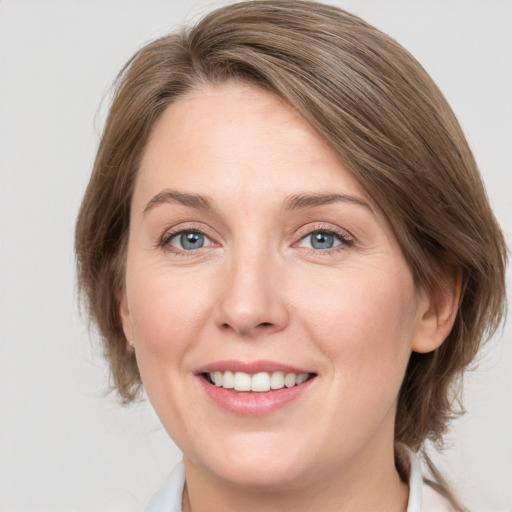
[76,0,506,483]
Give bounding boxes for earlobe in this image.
[412,268,462,354]
[118,292,134,348]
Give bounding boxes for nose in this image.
[215,246,289,338]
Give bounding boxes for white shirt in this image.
[144,450,454,512]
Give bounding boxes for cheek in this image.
[124,264,219,433]
[296,264,418,378]
[126,263,215,361]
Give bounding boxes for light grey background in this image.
[1,1,511,511]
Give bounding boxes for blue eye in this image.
[300,231,344,250]
[169,231,212,250]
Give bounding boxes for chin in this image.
[212,460,310,491]
[190,432,315,490]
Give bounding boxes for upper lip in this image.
[196,359,314,375]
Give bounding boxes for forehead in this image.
[134,82,371,212]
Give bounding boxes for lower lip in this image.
[198,376,315,416]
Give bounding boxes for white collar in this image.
[407,447,424,512]
[145,450,428,512]
[145,461,185,512]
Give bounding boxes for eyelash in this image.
[158,224,216,256]
[295,224,354,253]
[158,224,354,255]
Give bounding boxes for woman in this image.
[75,1,507,510]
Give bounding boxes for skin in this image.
[119,82,457,512]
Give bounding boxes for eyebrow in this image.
[283,193,373,213]
[143,189,373,215]
[143,190,215,214]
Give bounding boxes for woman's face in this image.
[120,83,432,490]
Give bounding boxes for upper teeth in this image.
[209,371,310,392]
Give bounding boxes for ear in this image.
[118,292,134,349]
[412,268,461,354]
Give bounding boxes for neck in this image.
[182,437,409,512]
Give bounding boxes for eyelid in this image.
[293,223,354,250]
[158,223,220,252]
[155,221,354,254]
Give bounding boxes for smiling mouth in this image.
[203,371,316,392]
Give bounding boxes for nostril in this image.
[220,321,275,334]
